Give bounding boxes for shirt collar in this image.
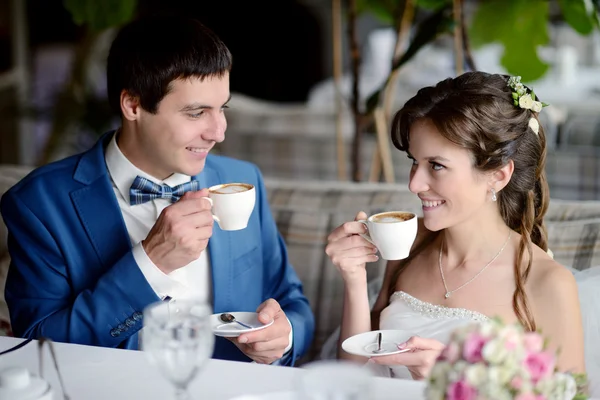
[105,131,191,204]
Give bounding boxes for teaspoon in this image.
[219,313,253,329]
[372,332,384,353]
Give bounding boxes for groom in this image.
[1,15,314,366]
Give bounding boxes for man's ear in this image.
[120,90,140,121]
[491,159,515,193]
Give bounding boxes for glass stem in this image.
[174,386,191,400]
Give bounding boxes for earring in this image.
[491,188,497,202]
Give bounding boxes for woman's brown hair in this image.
[388,72,549,331]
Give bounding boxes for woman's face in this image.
[407,119,493,232]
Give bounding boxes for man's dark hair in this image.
[107,15,232,115]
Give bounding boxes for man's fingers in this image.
[244,336,289,353]
[181,188,210,199]
[256,299,281,322]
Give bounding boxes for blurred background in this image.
[0,0,599,197]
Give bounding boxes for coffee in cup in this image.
[358,211,418,260]
[370,212,414,223]
[209,183,253,195]
[206,183,256,231]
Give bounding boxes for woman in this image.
[325,72,587,381]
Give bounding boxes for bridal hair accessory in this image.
[507,75,548,135]
[425,318,589,400]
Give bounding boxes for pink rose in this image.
[462,332,487,364]
[523,351,555,383]
[446,379,477,400]
[440,342,460,363]
[510,376,524,390]
[523,332,544,353]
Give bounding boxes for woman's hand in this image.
[370,336,445,380]
[325,211,379,283]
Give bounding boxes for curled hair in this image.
[389,72,549,331]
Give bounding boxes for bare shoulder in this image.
[527,245,585,373]
[530,247,576,291]
[528,246,579,309]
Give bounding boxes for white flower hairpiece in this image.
[528,117,540,135]
[507,76,548,135]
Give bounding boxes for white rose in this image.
[532,101,543,112]
[465,364,487,387]
[482,339,507,364]
[448,361,469,382]
[536,378,556,397]
[482,383,513,400]
[488,365,513,385]
[430,362,452,386]
[479,320,499,337]
[552,373,577,400]
[424,385,445,400]
[519,94,534,109]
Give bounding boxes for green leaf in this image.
[557,0,594,35]
[63,0,138,31]
[415,0,451,10]
[356,0,397,24]
[469,0,550,82]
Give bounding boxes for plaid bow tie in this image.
[129,176,201,206]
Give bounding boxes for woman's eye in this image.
[430,162,444,171]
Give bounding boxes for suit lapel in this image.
[71,133,131,269]
[197,164,231,312]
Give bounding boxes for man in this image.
[1,15,314,366]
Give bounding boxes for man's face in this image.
[123,74,230,179]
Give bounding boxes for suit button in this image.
[133,312,143,321]
[110,328,120,337]
[125,318,135,327]
[117,323,127,332]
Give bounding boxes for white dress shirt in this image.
[105,134,211,304]
[104,133,293,357]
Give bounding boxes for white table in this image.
[0,337,426,399]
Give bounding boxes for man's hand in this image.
[230,299,292,364]
[142,189,214,274]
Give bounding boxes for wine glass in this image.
[142,300,214,400]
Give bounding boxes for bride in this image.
[325,72,597,390]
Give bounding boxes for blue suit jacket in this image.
[1,134,314,365]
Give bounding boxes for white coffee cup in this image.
[206,183,255,231]
[358,211,418,260]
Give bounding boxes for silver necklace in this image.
[439,231,512,299]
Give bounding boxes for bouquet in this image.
[425,318,588,400]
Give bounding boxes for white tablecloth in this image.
[0,337,426,399]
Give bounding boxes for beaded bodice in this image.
[389,291,490,323]
[373,290,490,380]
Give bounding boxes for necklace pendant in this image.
[444,292,451,299]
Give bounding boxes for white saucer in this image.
[341,330,413,357]
[210,312,273,337]
[228,391,294,400]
